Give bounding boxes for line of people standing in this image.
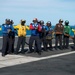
[1,18,75,57]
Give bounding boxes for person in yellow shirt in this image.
[14,19,29,54]
[72,29,75,35]
[71,28,75,50]
[0,28,1,30]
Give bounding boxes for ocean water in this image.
[0,26,75,36]
[0,30,31,36]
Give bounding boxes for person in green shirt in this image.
[63,20,71,49]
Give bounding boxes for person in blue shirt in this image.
[1,19,14,56]
[45,21,53,51]
[39,20,47,51]
[9,20,16,53]
[28,18,42,55]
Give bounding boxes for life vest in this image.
[55,23,64,34]
[64,25,70,34]
[30,23,40,36]
[46,26,53,39]
[14,24,26,37]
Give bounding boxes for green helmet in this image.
[65,20,69,24]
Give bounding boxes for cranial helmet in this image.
[65,20,69,24]
[21,19,26,23]
[47,21,51,24]
[59,19,63,22]
[6,19,10,22]
[33,18,38,22]
[40,20,44,24]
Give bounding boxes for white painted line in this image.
[39,51,75,60]
[0,51,75,68]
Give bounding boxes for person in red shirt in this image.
[28,18,42,55]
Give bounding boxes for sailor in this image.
[63,20,71,49]
[71,28,75,50]
[45,21,53,51]
[28,18,42,55]
[1,19,14,56]
[9,20,15,53]
[39,20,46,51]
[14,19,29,54]
[55,19,64,50]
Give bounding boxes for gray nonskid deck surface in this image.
[0,36,75,75]
[0,53,75,75]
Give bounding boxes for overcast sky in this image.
[0,0,75,25]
